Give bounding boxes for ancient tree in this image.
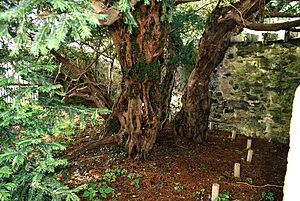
[44,0,300,157]
[1,0,300,159]
[176,0,300,143]
[91,0,169,159]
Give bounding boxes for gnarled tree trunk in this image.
[176,1,262,143]
[108,0,166,159]
[66,0,168,160]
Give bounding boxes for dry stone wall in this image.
[210,40,300,143]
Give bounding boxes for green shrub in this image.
[0,64,105,200]
[128,173,143,189]
[83,168,127,200]
[216,192,230,201]
[0,104,86,201]
[260,191,275,201]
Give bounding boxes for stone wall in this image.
[210,40,300,143]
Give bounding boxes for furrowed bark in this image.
[176,0,263,142]
[107,0,166,159]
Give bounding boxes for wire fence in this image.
[0,64,38,103]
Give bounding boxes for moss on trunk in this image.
[108,0,166,159]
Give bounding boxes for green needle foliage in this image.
[0,55,110,200]
[0,2,113,198]
[0,0,105,56]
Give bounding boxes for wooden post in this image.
[209,122,213,130]
[211,183,220,201]
[234,163,240,178]
[231,130,236,140]
[247,149,253,162]
[246,139,252,149]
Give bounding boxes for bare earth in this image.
[61,128,288,201]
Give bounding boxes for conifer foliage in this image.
[1,0,300,199]
[0,58,110,200]
[0,0,103,55]
[0,1,109,199]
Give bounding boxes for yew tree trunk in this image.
[108,0,166,159]
[177,1,262,143]
[160,33,183,131]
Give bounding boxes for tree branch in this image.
[245,19,300,31]
[97,7,120,26]
[215,0,222,9]
[289,28,300,32]
[65,135,117,160]
[228,10,300,32]
[259,0,265,23]
[50,50,81,76]
[50,49,113,109]
[236,182,283,188]
[268,11,300,18]
[173,0,206,6]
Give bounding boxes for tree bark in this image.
[107,0,166,159]
[51,49,113,109]
[177,0,262,143]
[159,33,182,131]
[67,0,299,159]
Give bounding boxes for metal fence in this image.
[0,64,38,103]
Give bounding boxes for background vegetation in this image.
[1,0,300,199]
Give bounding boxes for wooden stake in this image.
[211,183,220,201]
[247,149,253,162]
[246,139,252,149]
[231,130,236,140]
[209,122,213,130]
[234,163,240,178]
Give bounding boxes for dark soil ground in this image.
[61,128,288,201]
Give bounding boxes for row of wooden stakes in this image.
[211,130,254,201]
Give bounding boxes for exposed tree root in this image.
[236,182,283,188]
[65,135,116,160]
[64,0,166,161]
[113,77,161,159]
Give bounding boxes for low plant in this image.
[83,167,127,200]
[193,188,205,200]
[101,168,128,183]
[0,64,106,200]
[246,177,254,184]
[173,182,184,193]
[0,99,90,200]
[0,130,87,201]
[106,151,128,164]
[128,173,143,189]
[216,192,230,201]
[83,184,115,201]
[260,191,275,201]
